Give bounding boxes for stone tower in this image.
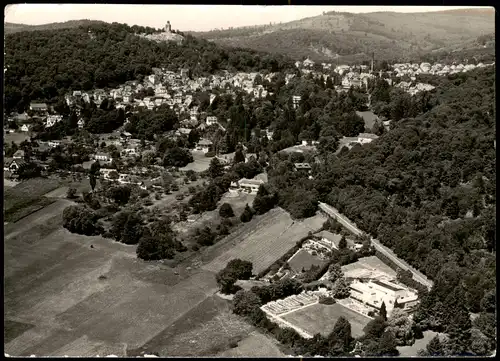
[165,21,171,33]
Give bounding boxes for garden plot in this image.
[282,303,371,339]
[203,208,325,274]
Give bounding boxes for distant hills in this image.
[4,19,107,34]
[189,8,495,63]
[5,8,495,63]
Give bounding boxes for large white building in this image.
[349,279,419,316]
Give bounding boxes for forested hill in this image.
[4,22,295,114]
[261,65,495,353]
[322,66,495,349]
[191,8,495,63]
[4,20,108,34]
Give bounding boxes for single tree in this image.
[339,235,348,249]
[234,149,245,164]
[425,335,444,356]
[380,301,388,321]
[232,290,262,316]
[240,203,254,223]
[66,187,77,199]
[219,203,235,218]
[89,173,97,191]
[208,157,224,179]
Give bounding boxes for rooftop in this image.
[372,279,404,292]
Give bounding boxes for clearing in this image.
[287,249,326,273]
[202,208,326,274]
[179,151,213,173]
[397,330,445,357]
[281,303,371,338]
[356,110,380,130]
[4,132,31,144]
[341,255,397,280]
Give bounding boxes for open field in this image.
[4,178,18,188]
[179,151,213,172]
[129,295,255,356]
[280,144,317,154]
[282,303,371,338]
[356,110,380,130]
[4,199,226,356]
[288,249,326,273]
[342,255,397,280]
[202,208,325,274]
[218,330,286,357]
[4,178,61,222]
[4,132,31,144]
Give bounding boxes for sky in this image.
[4,4,492,32]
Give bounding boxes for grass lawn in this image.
[4,132,31,144]
[129,295,255,357]
[288,249,326,273]
[342,255,397,280]
[179,151,213,173]
[4,178,61,223]
[356,110,380,130]
[397,330,442,357]
[218,330,286,357]
[282,303,371,338]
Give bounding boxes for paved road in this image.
[318,202,433,290]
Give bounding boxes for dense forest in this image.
[4,22,295,114]
[262,65,495,355]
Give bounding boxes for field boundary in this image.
[4,197,57,224]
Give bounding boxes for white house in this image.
[12,149,25,159]
[48,140,61,148]
[77,119,85,129]
[121,145,138,156]
[206,116,218,126]
[357,133,379,144]
[95,152,112,162]
[196,139,213,154]
[45,115,63,128]
[230,178,264,194]
[349,279,419,316]
[6,158,27,173]
[303,58,315,68]
[292,95,301,109]
[20,124,32,132]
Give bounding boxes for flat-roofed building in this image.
[230,177,264,194]
[349,279,418,316]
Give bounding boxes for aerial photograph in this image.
[3,4,496,357]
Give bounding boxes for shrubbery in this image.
[62,205,103,236]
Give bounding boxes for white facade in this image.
[349,279,418,316]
